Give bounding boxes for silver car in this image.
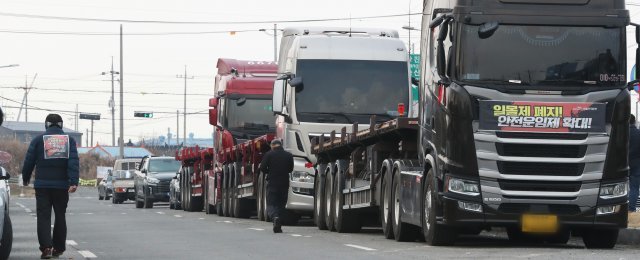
[0,167,13,259]
[98,174,113,200]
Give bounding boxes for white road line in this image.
[121,213,127,215]
[344,244,377,251]
[198,218,205,220]
[290,234,302,237]
[223,220,232,223]
[15,203,25,208]
[248,228,264,231]
[66,240,78,246]
[25,209,32,213]
[174,215,182,218]
[78,250,97,258]
[156,212,165,215]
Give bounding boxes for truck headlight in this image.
[290,171,314,183]
[446,177,480,196]
[599,182,627,199]
[147,177,160,184]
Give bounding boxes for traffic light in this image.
[134,112,153,118]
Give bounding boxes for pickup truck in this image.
[110,158,139,204]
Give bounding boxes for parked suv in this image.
[134,156,181,209]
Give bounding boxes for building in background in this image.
[77,144,153,159]
[0,121,82,144]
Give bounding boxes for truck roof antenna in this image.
[243,66,247,78]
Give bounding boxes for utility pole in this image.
[17,73,37,122]
[119,24,125,159]
[177,66,193,146]
[176,110,180,146]
[75,104,78,131]
[102,57,119,146]
[86,129,89,147]
[273,24,278,62]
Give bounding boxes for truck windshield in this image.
[148,159,180,173]
[458,25,625,87]
[224,98,275,131]
[295,59,409,124]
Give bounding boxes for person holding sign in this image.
[21,114,79,259]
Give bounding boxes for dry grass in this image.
[630,212,640,228]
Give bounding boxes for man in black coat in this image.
[259,139,293,233]
[630,114,640,212]
[22,114,79,259]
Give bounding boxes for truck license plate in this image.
[521,214,558,233]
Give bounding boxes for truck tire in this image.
[135,188,144,208]
[391,170,418,242]
[262,176,271,222]
[143,190,154,209]
[380,166,394,239]
[334,162,361,233]
[222,166,230,217]
[325,163,336,231]
[229,165,237,218]
[314,164,328,230]
[582,228,618,249]
[112,194,118,204]
[205,177,215,215]
[257,173,265,221]
[0,211,13,259]
[422,169,456,245]
[216,174,224,216]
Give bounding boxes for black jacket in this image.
[630,124,640,169]
[22,127,79,189]
[259,147,294,187]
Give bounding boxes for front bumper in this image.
[441,195,628,230]
[287,183,314,212]
[148,184,171,202]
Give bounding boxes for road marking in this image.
[66,240,78,246]
[174,215,182,218]
[15,202,25,208]
[198,218,205,220]
[290,234,302,237]
[344,244,377,251]
[25,209,32,213]
[156,212,165,215]
[82,213,94,215]
[78,250,97,258]
[121,213,127,215]
[224,220,232,223]
[248,228,264,231]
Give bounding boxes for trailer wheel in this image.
[422,169,456,245]
[582,228,618,249]
[205,176,216,215]
[381,166,394,239]
[391,170,417,241]
[234,170,251,218]
[314,164,328,230]
[257,173,265,221]
[262,175,271,222]
[334,162,361,233]
[222,165,230,217]
[325,163,336,231]
[216,173,224,216]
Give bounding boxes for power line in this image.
[0,86,209,96]
[0,11,422,25]
[0,28,258,36]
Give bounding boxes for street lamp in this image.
[259,24,280,63]
[0,64,19,69]
[402,26,420,54]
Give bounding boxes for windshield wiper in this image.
[298,112,354,124]
[242,122,270,130]
[536,79,597,86]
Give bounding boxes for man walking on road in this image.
[22,114,79,259]
[629,114,640,212]
[259,139,294,233]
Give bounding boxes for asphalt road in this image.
[7,187,640,259]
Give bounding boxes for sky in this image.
[0,0,639,147]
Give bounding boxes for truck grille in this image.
[498,203,581,215]
[497,161,584,176]
[498,180,581,193]
[154,181,171,193]
[496,143,586,158]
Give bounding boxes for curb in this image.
[618,228,640,245]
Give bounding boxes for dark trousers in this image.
[267,185,288,220]
[630,166,640,212]
[35,188,69,251]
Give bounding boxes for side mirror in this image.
[478,21,500,39]
[0,167,9,180]
[411,77,419,86]
[289,76,304,93]
[436,19,450,80]
[236,97,247,106]
[209,108,218,127]
[141,169,148,175]
[107,169,113,175]
[272,79,286,115]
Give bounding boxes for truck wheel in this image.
[257,173,265,221]
[262,177,271,222]
[391,170,417,242]
[222,166,230,217]
[325,163,336,231]
[334,163,361,233]
[99,191,104,200]
[381,167,394,239]
[422,169,456,245]
[582,228,618,249]
[314,164,328,230]
[205,178,215,215]
[112,194,117,204]
[0,211,13,259]
[135,188,144,208]
[143,191,154,209]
